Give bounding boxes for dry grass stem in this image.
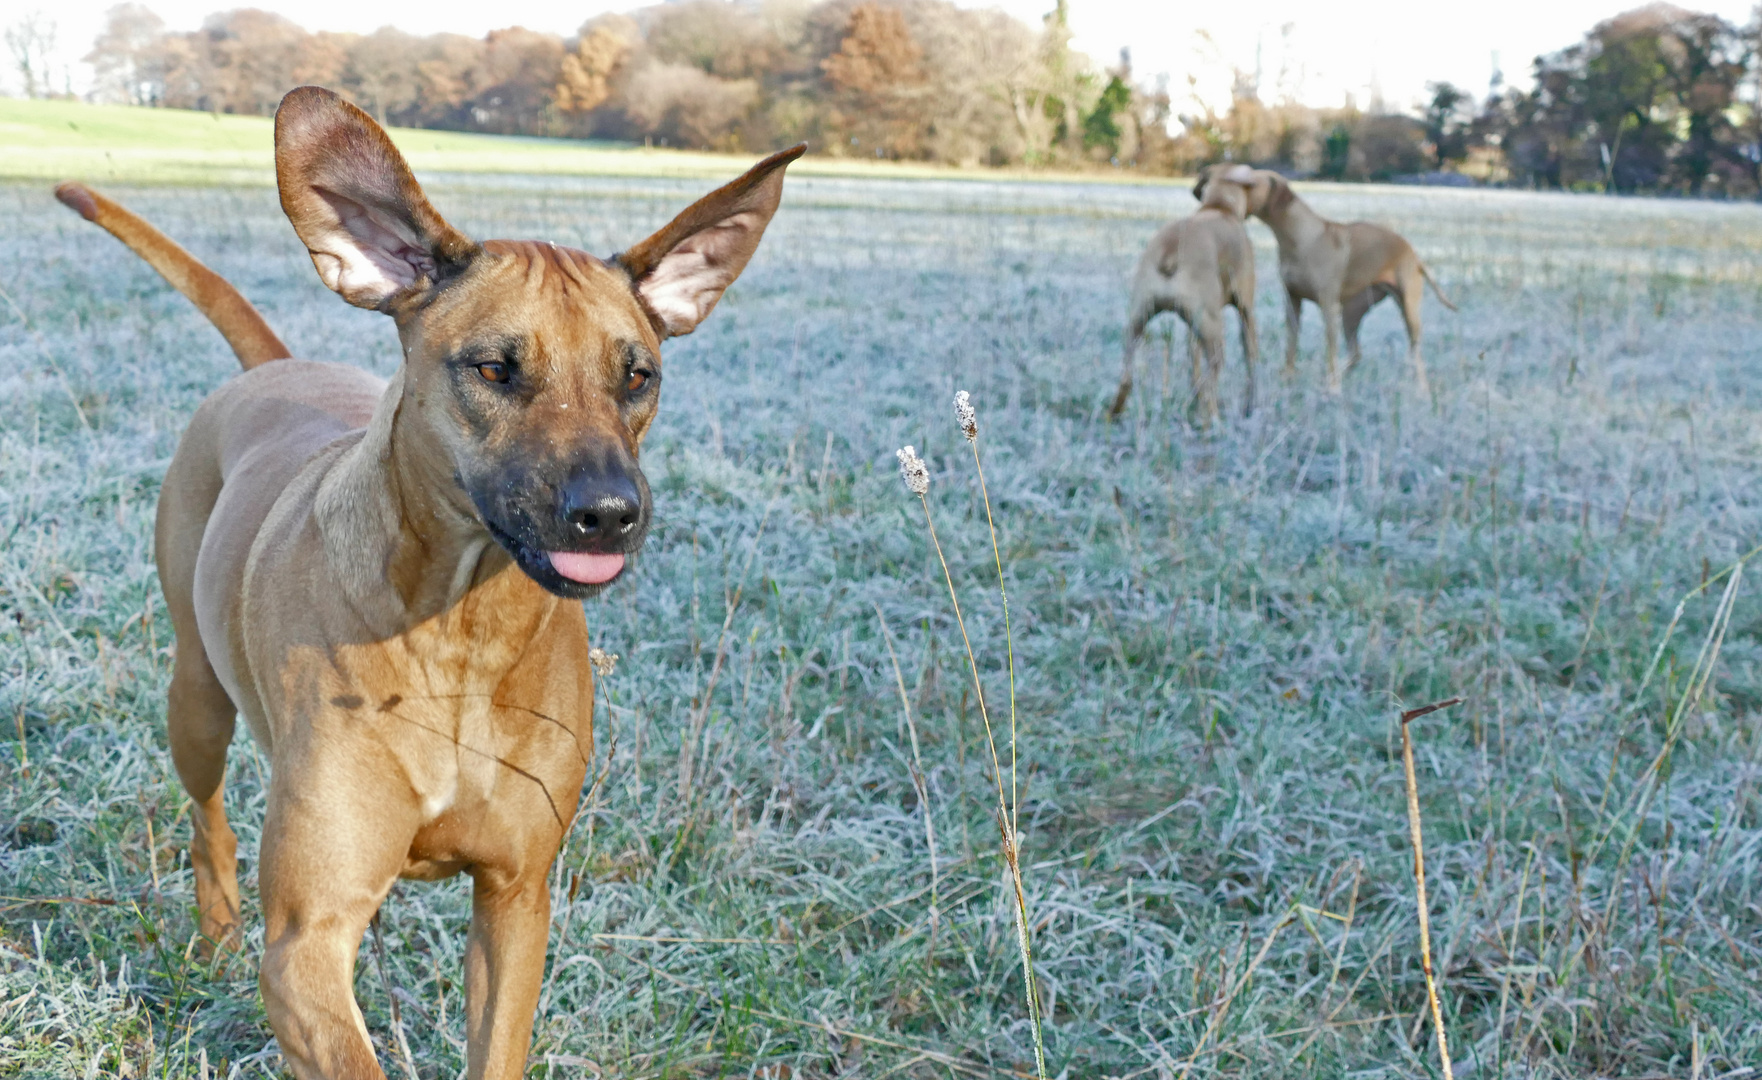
[902,439,1046,1079]
[876,603,941,949]
[1401,698,1462,1080]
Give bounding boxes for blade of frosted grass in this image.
[875,603,940,950]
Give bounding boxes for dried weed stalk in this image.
[1401,697,1462,1080]
[897,401,1047,1078]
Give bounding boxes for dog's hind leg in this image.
[168,654,242,949]
[1186,308,1225,429]
[1109,300,1156,418]
[1234,294,1259,418]
[1187,323,1202,406]
[1399,271,1430,395]
[1342,289,1375,374]
[157,441,243,951]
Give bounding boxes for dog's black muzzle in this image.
[470,455,652,600]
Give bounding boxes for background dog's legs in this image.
[463,867,553,1080]
[1400,272,1431,396]
[1109,303,1153,418]
[1188,309,1224,429]
[258,781,416,1080]
[1282,289,1303,378]
[1235,296,1259,417]
[1320,299,1344,395]
[1342,289,1374,374]
[1187,324,1201,407]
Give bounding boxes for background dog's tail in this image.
[1420,264,1458,312]
[54,182,291,369]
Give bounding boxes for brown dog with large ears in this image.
[56,85,802,1079]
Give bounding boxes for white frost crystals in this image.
[896,445,929,496]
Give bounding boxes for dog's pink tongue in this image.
[548,552,625,584]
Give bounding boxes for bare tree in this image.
[86,4,165,105]
[6,11,59,99]
[344,27,422,124]
[619,55,757,148]
[471,27,567,134]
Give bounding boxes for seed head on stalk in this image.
[897,428,1047,1080]
[897,445,930,495]
[588,648,619,677]
[954,390,977,441]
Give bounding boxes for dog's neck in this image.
[315,368,547,638]
[1259,181,1327,250]
[1199,182,1248,218]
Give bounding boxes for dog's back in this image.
[1134,204,1252,313]
[158,360,384,740]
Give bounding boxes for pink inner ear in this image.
[312,189,436,301]
[636,212,763,337]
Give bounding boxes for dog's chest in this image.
[297,588,590,849]
[391,607,568,806]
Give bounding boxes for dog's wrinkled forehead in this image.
[416,240,659,357]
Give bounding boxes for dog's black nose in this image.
[560,472,643,547]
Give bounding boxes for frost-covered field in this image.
[3,171,1762,1078]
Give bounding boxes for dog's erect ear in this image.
[1262,172,1295,214]
[275,86,477,311]
[617,144,805,339]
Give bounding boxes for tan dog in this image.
[1197,166,1455,394]
[1108,163,1259,425]
[56,86,801,1080]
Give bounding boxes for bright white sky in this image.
[20,0,1760,113]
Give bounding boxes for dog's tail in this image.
[54,182,291,369]
[1420,263,1458,312]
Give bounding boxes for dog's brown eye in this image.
[627,370,650,393]
[477,361,510,384]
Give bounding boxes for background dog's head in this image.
[1191,163,1262,217]
[273,86,801,599]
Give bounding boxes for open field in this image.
[0,98,1159,187]
[2,164,1762,1079]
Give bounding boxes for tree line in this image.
[21,1,1762,192]
[1175,4,1762,195]
[69,0,1164,169]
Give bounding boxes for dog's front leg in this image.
[1320,299,1344,395]
[258,775,420,1080]
[463,864,553,1079]
[1283,289,1303,377]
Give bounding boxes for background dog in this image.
[1109,163,1260,425]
